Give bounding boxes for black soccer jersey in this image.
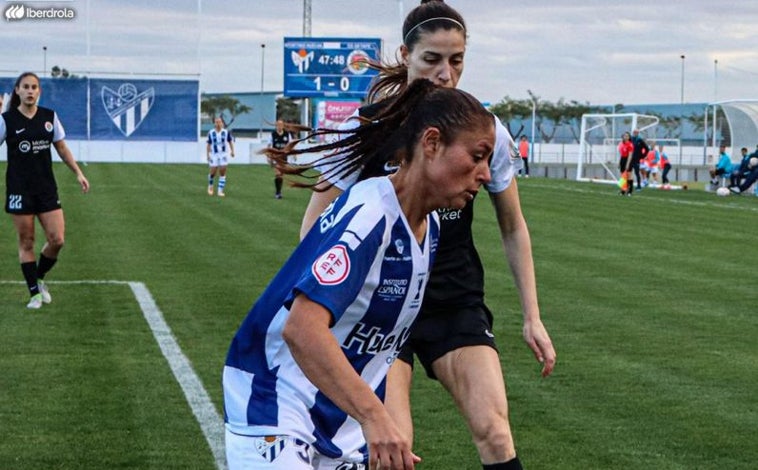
[270,130,290,150]
[1,106,61,196]
[351,101,486,310]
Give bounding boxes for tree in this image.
[275,97,301,124]
[490,91,607,143]
[50,65,76,79]
[689,107,727,145]
[200,94,251,127]
[489,95,532,138]
[561,99,594,143]
[658,115,683,140]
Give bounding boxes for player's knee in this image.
[18,234,35,253]
[47,233,65,252]
[470,416,513,455]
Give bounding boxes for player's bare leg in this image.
[208,166,218,195]
[12,214,37,264]
[432,345,518,466]
[37,209,66,258]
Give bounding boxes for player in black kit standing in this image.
[268,119,291,199]
[1,72,90,309]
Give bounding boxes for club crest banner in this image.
[0,77,198,141]
[101,83,155,137]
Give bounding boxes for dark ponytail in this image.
[262,79,492,191]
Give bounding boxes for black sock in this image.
[275,177,283,194]
[21,262,39,296]
[37,253,57,279]
[483,457,523,470]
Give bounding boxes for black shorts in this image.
[5,191,61,215]
[398,304,498,380]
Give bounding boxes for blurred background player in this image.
[659,145,673,188]
[630,128,649,190]
[206,116,234,197]
[729,147,750,188]
[518,134,530,177]
[728,149,758,194]
[641,142,660,187]
[268,119,291,199]
[618,131,634,195]
[1,72,90,309]
[708,144,732,190]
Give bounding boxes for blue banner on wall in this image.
[90,79,197,141]
[0,76,198,141]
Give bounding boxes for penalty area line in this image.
[0,279,227,470]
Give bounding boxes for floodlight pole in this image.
[260,44,265,139]
[680,54,685,105]
[713,59,718,102]
[530,97,536,164]
[43,46,47,77]
[301,0,312,133]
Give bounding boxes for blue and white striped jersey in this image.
[223,176,439,463]
[207,128,232,155]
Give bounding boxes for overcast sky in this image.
[2,0,757,106]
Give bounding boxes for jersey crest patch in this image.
[44,121,53,132]
[312,245,350,285]
[253,435,286,462]
[101,83,155,137]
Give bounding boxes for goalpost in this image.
[576,113,659,184]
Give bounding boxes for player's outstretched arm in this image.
[490,182,556,377]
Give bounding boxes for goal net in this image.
[576,113,659,183]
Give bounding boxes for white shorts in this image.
[209,153,230,167]
[225,430,365,470]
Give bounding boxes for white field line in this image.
[0,279,227,470]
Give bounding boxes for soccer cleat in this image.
[207,186,214,196]
[217,190,225,197]
[38,280,52,304]
[728,186,742,195]
[275,193,282,199]
[27,294,43,309]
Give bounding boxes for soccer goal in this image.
[576,113,659,184]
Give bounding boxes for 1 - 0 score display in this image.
[283,37,381,98]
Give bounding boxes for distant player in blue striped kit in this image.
[206,116,235,197]
[223,80,495,469]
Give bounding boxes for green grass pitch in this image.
[1,163,756,469]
